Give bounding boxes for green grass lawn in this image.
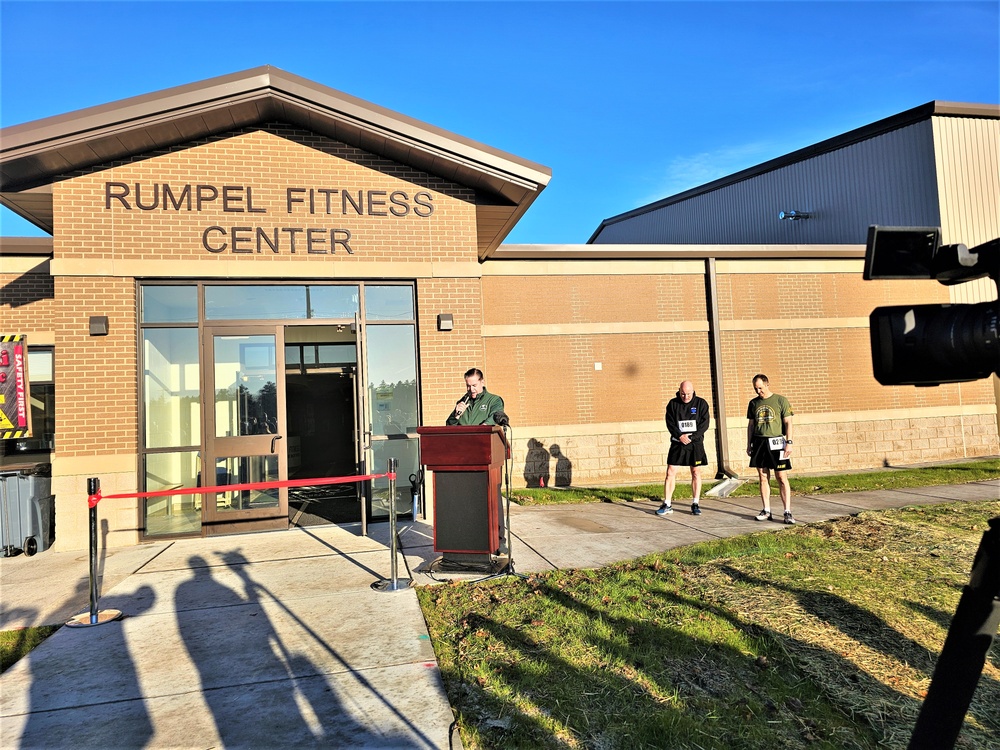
[511,458,1000,506]
[419,469,1000,749]
[0,626,58,673]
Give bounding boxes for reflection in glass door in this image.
[366,323,420,520]
[204,328,287,531]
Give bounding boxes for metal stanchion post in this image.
[372,458,413,593]
[66,478,123,627]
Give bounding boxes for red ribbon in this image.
[87,471,392,508]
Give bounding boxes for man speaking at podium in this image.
[446,368,505,425]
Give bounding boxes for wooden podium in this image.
[417,425,508,570]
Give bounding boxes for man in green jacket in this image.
[446,368,505,425]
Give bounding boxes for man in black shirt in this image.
[657,380,710,517]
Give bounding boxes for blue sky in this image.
[1,1,997,244]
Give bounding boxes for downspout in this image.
[704,257,742,495]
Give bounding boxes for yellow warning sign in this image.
[0,411,14,429]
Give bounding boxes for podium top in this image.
[417,425,508,469]
[416,425,504,437]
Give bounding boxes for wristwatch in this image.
[785,439,794,444]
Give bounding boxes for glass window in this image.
[28,348,53,381]
[213,335,278,438]
[142,286,198,323]
[144,451,201,536]
[366,325,417,436]
[318,344,357,365]
[308,285,359,319]
[144,330,201,448]
[365,285,414,321]
[206,286,307,320]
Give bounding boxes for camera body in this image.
[863,226,999,386]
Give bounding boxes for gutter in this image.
[704,257,744,497]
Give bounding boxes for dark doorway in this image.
[285,369,361,525]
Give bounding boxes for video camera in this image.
[863,226,999,386]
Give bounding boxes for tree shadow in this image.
[431,569,925,748]
[718,564,999,737]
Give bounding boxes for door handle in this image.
[270,435,283,453]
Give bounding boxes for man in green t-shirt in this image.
[746,373,796,524]
[446,368,505,426]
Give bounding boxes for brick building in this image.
[2,68,997,550]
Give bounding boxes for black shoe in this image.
[691,503,701,515]
[783,511,796,525]
[755,509,771,522]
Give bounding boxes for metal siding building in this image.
[591,103,999,248]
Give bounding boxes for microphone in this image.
[494,411,510,427]
[460,393,472,405]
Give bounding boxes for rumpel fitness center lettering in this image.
[104,182,435,255]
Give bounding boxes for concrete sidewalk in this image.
[1,480,997,748]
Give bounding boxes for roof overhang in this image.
[491,243,864,261]
[0,66,551,258]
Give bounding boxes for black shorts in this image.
[667,440,708,467]
[749,437,792,471]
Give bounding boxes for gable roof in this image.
[0,66,551,258]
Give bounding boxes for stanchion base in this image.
[65,609,123,628]
[371,579,414,593]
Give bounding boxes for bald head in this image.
[678,381,695,403]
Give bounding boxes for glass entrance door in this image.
[204,327,287,531]
[284,325,363,526]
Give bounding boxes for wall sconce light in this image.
[88,316,109,336]
[437,314,454,332]
[778,210,812,221]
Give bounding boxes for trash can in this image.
[0,463,55,557]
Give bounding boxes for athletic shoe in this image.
[755,509,771,522]
[655,504,673,516]
[691,503,701,515]
[783,511,796,525]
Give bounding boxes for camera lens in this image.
[869,301,999,386]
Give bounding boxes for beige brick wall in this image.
[725,411,999,474]
[416,277,486,422]
[510,427,719,488]
[51,276,138,456]
[0,267,55,326]
[479,262,999,488]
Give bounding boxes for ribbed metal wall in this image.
[594,121,944,245]
[934,116,1000,249]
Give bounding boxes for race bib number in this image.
[768,437,787,450]
[678,420,696,433]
